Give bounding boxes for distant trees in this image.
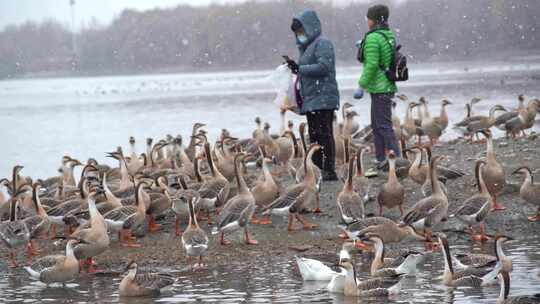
[0,0,538,78]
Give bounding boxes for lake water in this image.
[0,57,540,302]
[1,57,540,178]
[0,235,539,303]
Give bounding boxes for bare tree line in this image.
[0,0,537,79]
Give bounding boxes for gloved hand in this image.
[285,59,299,74]
[353,88,364,99]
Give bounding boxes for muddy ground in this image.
[9,134,540,273]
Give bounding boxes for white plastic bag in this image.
[268,64,300,113]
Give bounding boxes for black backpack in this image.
[357,31,409,82]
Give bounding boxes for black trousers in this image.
[306,109,336,173]
[370,93,401,162]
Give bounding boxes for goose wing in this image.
[494,111,519,126]
[47,199,82,217]
[264,183,305,211]
[103,206,137,222]
[337,192,364,223]
[453,194,491,222]
[182,227,208,247]
[452,275,484,287]
[29,255,64,273]
[403,197,446,225]
[134,272,175,291]
[217,196,251,229]
[357,276,400,291]
[437,166,465,179]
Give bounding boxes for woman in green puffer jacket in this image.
[356,4,401,166]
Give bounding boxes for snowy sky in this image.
[0,0,395,30]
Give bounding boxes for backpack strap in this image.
[369,31,395,71]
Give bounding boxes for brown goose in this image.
[126,136,144,175]
[336,137,352,183]
[251,152,279,225]
[24,239,79,285]
[402,155,448,249]
[337,152,364,224]
[185,122,206,161]
[146,176,172,232]
[420,147,448,198]
[359,234,423,277]
[339,260,403,298]
[433,99,452,131]
[70,187,110,273]
[456,105,506,141]
[263,144,320,231]
[119,261,175,297]
[215,153,258,245]
[377,151,405,216]
[197,141,230,225]
[407,146,428,185]
[512,166,540,221]
[350,221,425,245]
[479,130,506,211]
[103,181,149,248]
[419,97,443,145]
[0,192,30,267]
[495,270,540,304]
[353,147,370,202]
[453,235,513,273]
[438,234,499,287]
[181,190,208,269]
[295,123,322,213]
[402,102,419,141]
[23,182,51,256]
[451,160,491,242]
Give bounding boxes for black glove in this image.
[286,59,299,74]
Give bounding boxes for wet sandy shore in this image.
[14,134,540,273]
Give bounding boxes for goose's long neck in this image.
[187,198,198,228]
[495,239,507,262]
[235,159,249,194]
[65,241,75,258]
[304,150,316,184]
[88,197,103,227]
[344,265,358,296]
[372,239,385,274]
[477,164,489,194]
[279,111,286,135]
[524,169,533,185]
[103,174,121,207]
[356,149,365,176]
[412,151,422,169]
[486,137,496,163]
[499,273,510,300]
[430,160,443,195]
[129,143,137,159]
[441,240,454,275]
[119,157,130,186]
[262,161,273,184]
[388,158,398,183]
[440,103,447,118]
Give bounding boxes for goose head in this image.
[441,99,452,106]
[129,136,135,145]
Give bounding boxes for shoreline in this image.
[9,135,540,273]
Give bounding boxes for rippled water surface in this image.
[1,57,540,178]
[0,236,539,303]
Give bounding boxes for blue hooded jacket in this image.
[294,10,340,114]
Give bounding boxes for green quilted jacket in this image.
[358,28,398,94]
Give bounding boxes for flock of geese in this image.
[0,95,539,302]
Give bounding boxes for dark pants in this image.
[371,93,401,162]
[306,109,336,173]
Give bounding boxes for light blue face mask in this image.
[297,34,308,44]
